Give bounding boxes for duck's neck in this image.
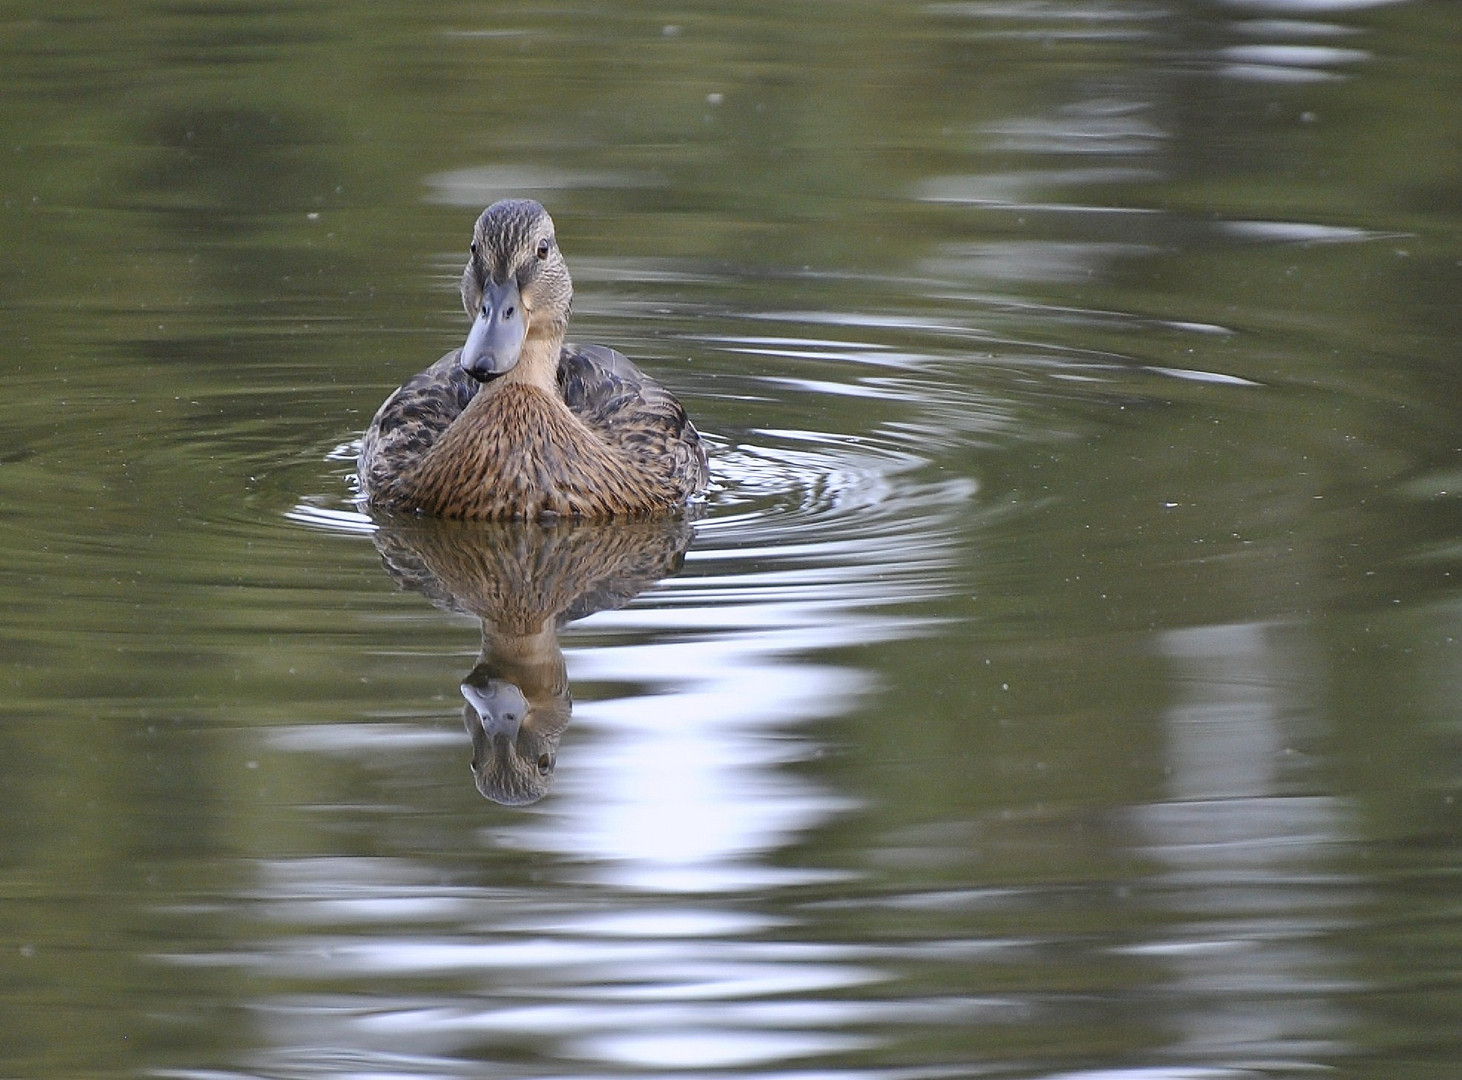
[481,620,559,672]
[494,331,563,392]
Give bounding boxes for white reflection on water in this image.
[569,1028,876,1069]
[489,431,968,892]
[498,646,865,893]
[1219,220,1395,245]
[1034,1070,1259,1080]
[424,164,665,205]
[1217,0,1404,11]
[1129,622,1354,1067]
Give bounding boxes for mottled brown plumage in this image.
[358,199,708,520]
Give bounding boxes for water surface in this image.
[3,1,1462,1078]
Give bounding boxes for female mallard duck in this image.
[358,199,708,520]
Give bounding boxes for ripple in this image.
[291,417,973,609]
[283,501,376,535]
[709,431,946,518]
[279,378,971,902]
[424,165,665,206]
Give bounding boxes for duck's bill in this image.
[461,677,528,740]
[460,279,527,379]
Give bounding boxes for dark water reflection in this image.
[4,0,1462,1077]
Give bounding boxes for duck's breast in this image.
[408,382,679,520]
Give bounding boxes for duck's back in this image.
[557,343,708,497]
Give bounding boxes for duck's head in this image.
[459,198,573,381]
[460,659,569,807]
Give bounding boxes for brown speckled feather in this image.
[359,343,708,520]
[558,343,709,497]
[358,350,482,507]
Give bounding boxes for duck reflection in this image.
[370,515,695,805]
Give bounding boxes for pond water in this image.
[4,1,1462,1077]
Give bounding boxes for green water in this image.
[4,1,1462,1077]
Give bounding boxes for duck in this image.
[358,198,709,520]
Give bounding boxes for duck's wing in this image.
[358,350,481,503]
[557,343,709,498]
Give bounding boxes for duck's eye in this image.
[536,238,551,260]
[536,753,553,776]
